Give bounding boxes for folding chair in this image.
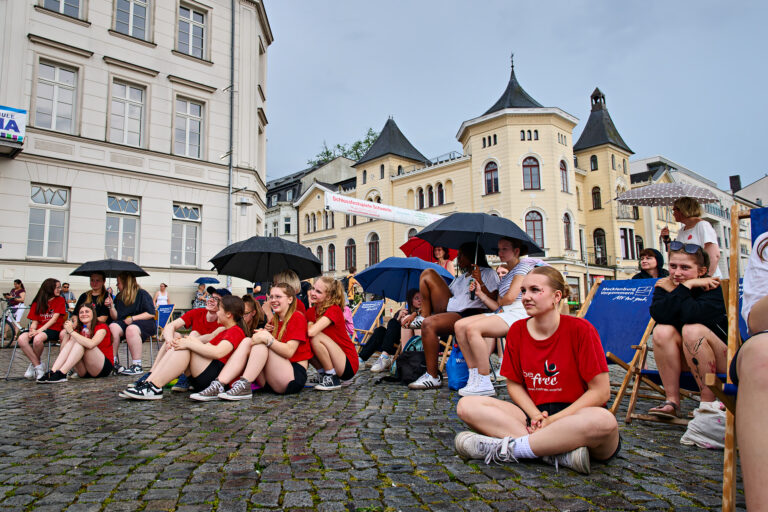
[437,335,454,373]
[152,304,175,365]
[351,300,385,352]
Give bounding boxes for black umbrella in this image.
[415,212,544,257]
[70,259,149,278]
[209,236,322,283]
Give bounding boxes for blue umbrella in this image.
[195,277,220,284]
[355,257,453,302]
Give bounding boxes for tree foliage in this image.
[307,128,379,166]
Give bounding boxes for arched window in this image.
[417,188,424,209]
[522,157,540,190]
[362,170,367,184]
[437,183,444,205]
[623,158,627,174]
[304,214,310,233]
[592,187,602,210]
[345,239,356,270]
[533,130,538,140]
[635,236,644,256]
[560,161,568,192]
[375,196,381,204]
[311,213,316,232]
[563,213,572,250]
[427,185,434,207]
[520,130,525,141]
[593,229,607,266]
[328,244,336,271]
[611,154,616,170]
[525,211,544,248]
[407,228,418,238]
[493,134,497,145]
[316,246,323,270]
[590,155,598,171]
[397,165,403,175]
[368,233,379,266]
[380,164,384,179]
[482,138,486,148]
[527,130,532,141]
[484,162,499,194]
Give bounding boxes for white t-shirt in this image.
[447,267,500,313]
[676,220,721,278]
[743,232,768,333]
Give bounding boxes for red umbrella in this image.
[399,237,458,263]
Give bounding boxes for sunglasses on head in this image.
[669,241,702,254]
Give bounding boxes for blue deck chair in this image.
[351,300,385,352]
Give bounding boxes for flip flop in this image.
[648,400,680,419]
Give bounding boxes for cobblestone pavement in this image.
[0,345,744,511]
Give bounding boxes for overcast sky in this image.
[263,1,767,191]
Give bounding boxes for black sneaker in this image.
[36,370,53,383]
[121,381,163,400]
[127,372,151,389]
[119,364,143,376]
[315,374,341,391]
[113,363,125,376]
[46,370,67,384]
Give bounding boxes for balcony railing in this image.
[704,203,730,219]
[584,252,615,267]
[617,205,639,220]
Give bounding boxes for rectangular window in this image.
[178,5,205,59]
[115,0,149,40]
[272,222,278,237]
[286,189,293,201]
[174,98,203,158]
[109,81,145,147]
[105,195,140,262]
[27,185,69,259]
[284,217,291,234]
[171,204,200,266]
[35,61,77,133]
[620,228,636,260]
[44,0,80,18]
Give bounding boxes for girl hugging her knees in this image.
[307,277,359,390]
[454,266,619,475]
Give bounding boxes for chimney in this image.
[729,175,742,193]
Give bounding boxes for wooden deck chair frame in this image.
[437,335,454,374]
[705,205,752,512]
[351,300,385,352]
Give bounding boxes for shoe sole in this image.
[315,385,341,390]
[38,379,67,384]
[189,395,220,402]
[454,431,477,459]
[218,393,252,401]
[119,390,162,400]
[458,388,496,397]
[408,382,442,389]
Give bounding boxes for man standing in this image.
[61,283,76,312]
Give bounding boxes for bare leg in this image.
[419,269,452,317]
[215,341,254,384]
[150,333,181,371]
[109,323,124,361]
[422,312,461,377]
[748,296,768,334]
[241,344,270,383]
[124,325,143,362]
[147,349,191,387]
[80,348,108,376]
[50,337,75,371]
[681,323,728,402]
[459,315,508,373]
[651,324,684,408]
[735,333,768,510]
[310,332,349,374]
[54,342,85,374]
[262,353,302,393]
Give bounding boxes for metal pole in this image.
[226,0,235,289]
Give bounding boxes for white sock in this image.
[512,435,537,459]
[131,360,141,366]
[326,368,336,376]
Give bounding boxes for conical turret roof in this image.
[573,88,633,154]
[483,55,543,115]
[354,118,429,167]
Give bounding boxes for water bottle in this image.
[469,278,476,301]
[81,326,90,338]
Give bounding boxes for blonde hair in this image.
[529,266,570,303]
[673,197,702,218]
[116,272,140,306]
[272,270,300,294]
[314,276,345,316]
[271,283,298,341]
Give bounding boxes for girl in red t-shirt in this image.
[307,276,358,390]
[18,278,66,380]
[454,266,619,475]
[204,283,311,401]
[39,303,113,383]
[120,295,246,400]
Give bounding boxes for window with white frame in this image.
[620,227,636,260]
[27,185,69,259]
[286,189,293,201]
[43,0,80,18]
[115,0,149,40]
[110,81,144,147]
[284,216,291,234]
[105,195,140,261]
[178,5,205,59]
[171,204,200,266]
[35,61,77,134]
[174,98,203,158]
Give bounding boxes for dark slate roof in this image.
[573,88,633,154]
[630,170,653,184]
[315,180,337,190]
[354,118,429,167]
[483,58,543,115]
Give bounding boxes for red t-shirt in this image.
[273,311,311,363]
[501,315,608,406]
[181,308,220,336]
[28,296,67,332]
[209,325,245,364]
[306,304,359,374]
[79,323,111,361]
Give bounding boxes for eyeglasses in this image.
[244,309,255,316]
[208,296,221,304]
[669,241,702,254]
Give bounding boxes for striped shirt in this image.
[499,258,545,300]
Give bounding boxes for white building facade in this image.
[0,0,272,304]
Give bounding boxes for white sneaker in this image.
[24,363,35,380]
[459,374,496,397]
[408,371,442,389]
[408,315,425,329]
[541,446,591,474]
[370,353,392,373]
[34,364,46,380]
[454,431,518,465]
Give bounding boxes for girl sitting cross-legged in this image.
[120,295,247,400]
[38,303,113,383]
[454,266,619,475]
[190,283,311,401]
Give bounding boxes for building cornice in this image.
[27,33,93,58]
[104,56,159,77]
[168,75,216,93]
[391,155,470,182]
[456,107,579,141]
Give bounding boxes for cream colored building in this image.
[297,60,646,304]
[0,0,272,305]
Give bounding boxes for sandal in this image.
[648,400,681,419]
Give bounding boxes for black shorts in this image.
[189,360,225,391]
[729,330,768,387]
[283,362,308,395]
[340,358,355,381]
[115,319,156,341]
[42,329,60,342]
[84,357,114,379]
[458,308,489,319]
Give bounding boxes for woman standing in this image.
[454,267,619,474]
[192,283,207,308]
[108,272,155,376]
[18,279,66,380]
[154,283,169,309]
[661,197,721,277]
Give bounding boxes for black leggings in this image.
[359,317,402,361]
